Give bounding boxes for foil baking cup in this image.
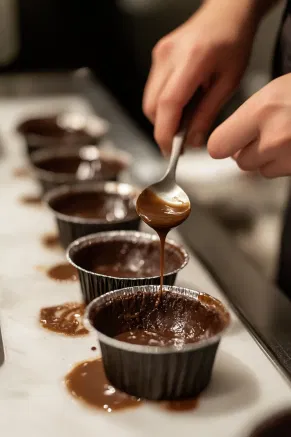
[85,285,230,400]
[45,183,140,249]
[67,231,189,303]
[30,146,131,193]
[17,112,109,157]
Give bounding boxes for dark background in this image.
[0,0,237,139]
[0,0,161,136]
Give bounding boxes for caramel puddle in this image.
[65,358,142,412]
[13,167,30,178]
[46,263,78,281]
[40,302,88,336]
[41,233,60,250]
[19,195,42,206]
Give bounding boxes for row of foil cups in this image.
[17,112,231,402]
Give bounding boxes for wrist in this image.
[201,0,266,29]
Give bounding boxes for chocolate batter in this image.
[115,328,202,347]
[93,291,226,348]
[51,191,135,221]
[19,195,42,206]
[136,189,190,292]
[92,264,150,277]
[18,116,95,145]
[65,358,142,412]
[41,233,60,249]
[137,189,191,230]
[47,263,78,281]
[36,155,124,180]
[74,240,183,278]
[40,303,88,336]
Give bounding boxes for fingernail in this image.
[191,132,205,148]
[160,147,170,158]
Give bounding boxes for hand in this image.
[208,74,291,178]
[143,1,258,154]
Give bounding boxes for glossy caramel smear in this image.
[65,358,142,412]
[47,263,78,281]
[19,195,42,206]
[41,233,60,250]
[40,302,88,336]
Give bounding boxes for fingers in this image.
[207,96,260,159]
[143,37,173,124]
[186,75,235,147]
[233,139,275,171]
[154,60,208,152]
[260,150,291,178]
[232,139,291,178]
[143,63,172,125]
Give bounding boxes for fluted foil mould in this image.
[85,285,230,400]
[45,183,140,248]
[31,146,132,193]
[67,231,189,303]
[17,112,109,156]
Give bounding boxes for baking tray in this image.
[0,72,290,437]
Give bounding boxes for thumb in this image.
[208,93,259,159]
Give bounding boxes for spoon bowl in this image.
[136,128,192,231]
[136,90,203,230]
[136,182,191,231]
[148,178,190,205]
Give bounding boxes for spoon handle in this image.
[166,87,204,178]
[179,86,204,135]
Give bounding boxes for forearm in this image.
[203,0,282,27]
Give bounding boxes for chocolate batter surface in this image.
[115,328,200,347]
[93,291,226,349]
[36,155,124,179]
[40,302,88,336]
[65,358,142,412]
[52,191,135,221]
[74,240,183,278]
[18,116,94,144]
[47,263,78,281]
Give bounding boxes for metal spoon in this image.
[137,89,203,224]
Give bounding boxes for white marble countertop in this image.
[0,81,290,437]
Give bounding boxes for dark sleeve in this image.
[272,2,289,78]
